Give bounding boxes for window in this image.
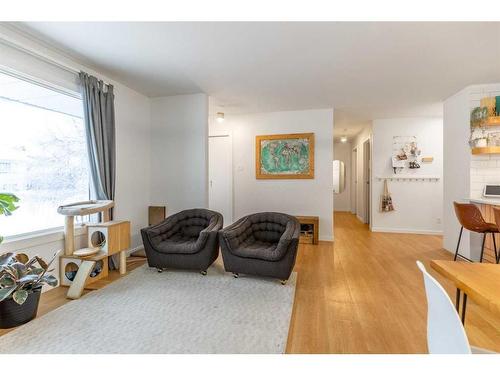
[0,70,89,237]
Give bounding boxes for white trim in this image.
[371,227,443,235]
[126,245,144,256]
[1,225,87,251]
[319,235,334,242]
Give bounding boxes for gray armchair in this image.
[219,212,300,283]
[141,209,223,274]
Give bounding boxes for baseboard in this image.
[126,245,144,256]
[319,236,334,242]
[370,227,443,235]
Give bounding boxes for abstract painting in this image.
[255,133,314,179]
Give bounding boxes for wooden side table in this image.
[296,216,319,244]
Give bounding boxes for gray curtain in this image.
[79,71,118,269]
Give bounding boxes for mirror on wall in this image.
[333,160,346,194]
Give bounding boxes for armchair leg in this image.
[280,279,287,285]
[232,273,239,278]
[200,270,207,276]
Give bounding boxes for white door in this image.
[209,136,233,224]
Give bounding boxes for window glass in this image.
[0,71,89,237]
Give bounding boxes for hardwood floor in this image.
[286,212,500,353]
[2,214,499,353]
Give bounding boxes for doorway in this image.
[208,135,233,224]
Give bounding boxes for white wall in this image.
[333,141,351,211]
[150,93,209,214]
[226,108,334,241]
[371,117,443,234]
[0,26,152,286]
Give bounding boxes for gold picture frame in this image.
[255,133,314,179]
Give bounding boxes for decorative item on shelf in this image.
[475,136,489,148]
[480,97,496,118]
[380,180,395,212]
[0,251,60,328]
[392,156,406,174]
[421,157,434,163]
[409,161,421,169]
[470,106,488,127]
[489,132,500,147]
[255,133,314,179]
[408,142,421,157]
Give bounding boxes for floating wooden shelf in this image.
[486,116,500,126]
[471,146,500,155]
[472,116,500,127]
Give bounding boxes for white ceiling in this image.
[12,22,500,135]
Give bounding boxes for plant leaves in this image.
[12,289,28,305]
[0,286,16,302]
[18,274,39,285]
[30,267,45,275]
[0,193,19,216]
[35,256,48,270]
[0,252,14,266]
[14,253,29,264]
[10,262,27,278]
[0,275,14,287]
[41,274,58,287]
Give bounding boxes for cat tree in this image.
[57,200,130,299]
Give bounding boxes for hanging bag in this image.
[380,179,395,212]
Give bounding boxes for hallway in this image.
[287,212,500,353]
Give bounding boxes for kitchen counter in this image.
[469,197,500,206]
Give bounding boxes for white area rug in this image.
[0,264,296,353]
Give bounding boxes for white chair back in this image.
[416,261,471,354]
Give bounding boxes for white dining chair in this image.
[416,261,494,354]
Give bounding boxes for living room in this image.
[1,1,500,373]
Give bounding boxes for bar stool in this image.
[453,202,499,263]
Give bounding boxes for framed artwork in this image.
[255,133,314,179]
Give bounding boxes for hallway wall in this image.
[371,117,443,234]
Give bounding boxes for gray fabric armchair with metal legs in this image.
[219,212,300,284]
[141,209,223,274]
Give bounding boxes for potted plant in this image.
[0,193,60,328]
[0,252,59,328]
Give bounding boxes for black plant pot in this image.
[0,286,41,329]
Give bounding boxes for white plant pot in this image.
[476,139,487,148]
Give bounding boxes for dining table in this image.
[430,260,500,324]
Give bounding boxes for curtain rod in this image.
[0,36,81,76]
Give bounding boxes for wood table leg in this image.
[461,293,468,325]
[119,251,127,275]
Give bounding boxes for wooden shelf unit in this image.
[296,216,319,245]
[471,146,500,155]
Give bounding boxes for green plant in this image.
[0,193,19,245]
[0,251,60,305]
